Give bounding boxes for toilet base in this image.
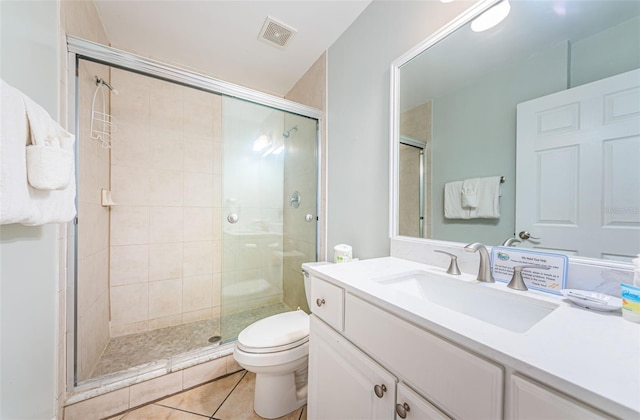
[254,366,308,419]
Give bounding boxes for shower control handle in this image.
[227,213,239,224]
[316,298,325,307]
[374,384,387,398]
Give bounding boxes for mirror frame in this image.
[388,0,635,272]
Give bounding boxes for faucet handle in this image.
[502,237,522,247]
[507,265,550,291]
[434,250,462,275]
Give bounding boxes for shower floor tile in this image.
[90,303,291,379]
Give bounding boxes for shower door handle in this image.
[227,213,239,224]
[305,214,314,222]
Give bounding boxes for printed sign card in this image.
[490,247,568,295]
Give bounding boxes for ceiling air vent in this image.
[259,16,296,48]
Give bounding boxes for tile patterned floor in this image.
[91,303,290,379]
[108,370,307,420]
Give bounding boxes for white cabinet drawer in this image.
[396,382,450,420]
[345,293,503,420]
[509,374,612,419]
[310,276,344,331]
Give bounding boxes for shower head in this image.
[283,125,298,138]
[96,77,119,95]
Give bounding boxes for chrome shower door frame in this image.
[65,36,323,393]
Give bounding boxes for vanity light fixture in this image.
[471,0,511,32]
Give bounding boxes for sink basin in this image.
[377,270,558,333]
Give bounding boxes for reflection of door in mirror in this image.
[516,68,640,261]
[399,101,432,238]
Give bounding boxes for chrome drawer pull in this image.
[374,384,387,398]
[316,298,325,307]
[396,402,410,418]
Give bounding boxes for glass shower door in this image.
[220,96,317,342]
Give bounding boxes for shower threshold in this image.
[71,303,291,400]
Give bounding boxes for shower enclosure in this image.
[69,38,319,386]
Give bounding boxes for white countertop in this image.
[304,257,640,418]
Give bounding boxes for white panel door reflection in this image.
[516,69,640,260]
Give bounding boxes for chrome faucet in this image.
[502,237,521,247]
[463,242,495,283]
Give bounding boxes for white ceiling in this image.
[93,0,371,97]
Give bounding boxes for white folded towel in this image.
[0,79,76,226]
[469,176,501,219]
[1,79,32,224]
[22,92,74,190]
[444,181,470,219]
[461,178,479,208]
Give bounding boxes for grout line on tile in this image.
[149,403,211,419]
[152,370,247,418]
[210,370,248,418]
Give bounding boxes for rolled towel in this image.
[461,178,479,208]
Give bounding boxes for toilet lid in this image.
[237,310,309,354]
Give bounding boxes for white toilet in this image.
[233,270,313,419]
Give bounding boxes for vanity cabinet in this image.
[308,315,396,419]
[508,374,612,419]
[344,293,503,420]
[308,274,502,420]
[307,272,622,419]
[308,315,447,420]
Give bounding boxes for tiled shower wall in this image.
[108,69,223,337]
[76,61,112,382]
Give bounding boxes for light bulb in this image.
[471,0,511,32]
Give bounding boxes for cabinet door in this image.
[396,383,450,420]
[509,374,612,419]
[308,315,396,420]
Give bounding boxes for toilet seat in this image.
[237,310,309,354]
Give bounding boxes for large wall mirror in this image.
[391,0,640,262]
